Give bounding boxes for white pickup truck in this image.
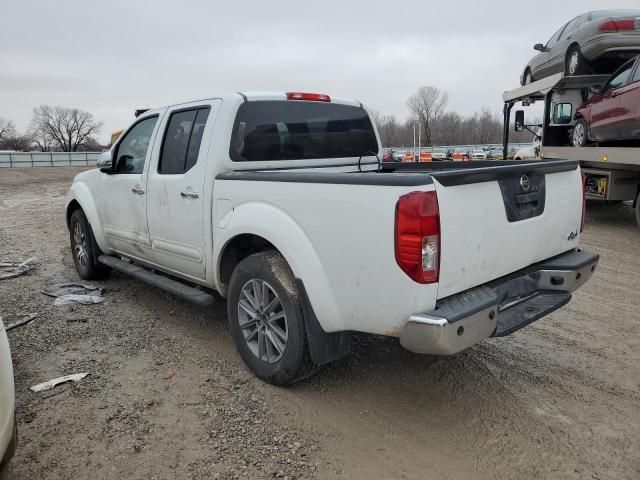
[66,92,599,385]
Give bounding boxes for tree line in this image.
[373,86,534,147]
[0,89,534,152]
[0,106,102,152]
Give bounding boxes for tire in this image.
[571,118,589,147]
[566,46,587,76]
[523,69,534,85]
[69,209,111,280]
[227,251,317,386]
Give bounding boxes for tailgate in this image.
[432,160,583,299]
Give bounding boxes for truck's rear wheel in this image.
[69,209,111,280]
[566,46,587,76]
[227,251,317,386]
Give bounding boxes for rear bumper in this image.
[400,249,599,355]
[582,33,640,61]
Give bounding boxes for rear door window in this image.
[229,101,378,162]
[563,17,581,37]
[604,61,635,92]
[159,107,210,174]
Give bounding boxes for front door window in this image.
[114,116,158,174]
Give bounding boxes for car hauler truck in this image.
[502,72,640,227]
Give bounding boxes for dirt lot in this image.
[0,167,639,480]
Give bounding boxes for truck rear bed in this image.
[383,159,583,298]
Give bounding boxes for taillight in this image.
[395,191,440,284]
[599,19,638,31]
[286,92,331,102]
[581,173,586,233]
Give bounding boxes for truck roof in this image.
[139,92,363,116]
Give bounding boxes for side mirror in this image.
[97,150,113,173]
[589,85,601,94]
[514,110,525,132]
[533,43,546,52]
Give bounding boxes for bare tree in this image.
[2,134,32,151]
[29,119,55,152]
[406,86,449,146]
[31,106,102,152]
[432,112,462,146]
[371,111,407,147]
[0,117,16,144]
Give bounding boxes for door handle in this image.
[180,191,200,199]
[131,186,145,195]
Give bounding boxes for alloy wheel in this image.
[573,123,585,146]
[73,222,89,269]
[569,52,579,75]
[237,279,288,363]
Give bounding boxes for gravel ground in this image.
[0,167,639,480]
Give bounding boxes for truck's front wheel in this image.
[69,209,111,280]
[227,251,317,386]
[571,119,589,147]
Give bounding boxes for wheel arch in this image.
[66,183,108,252]
[214,202,341,333]
[66,199,82,227]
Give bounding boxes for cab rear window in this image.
[229,101,378,162]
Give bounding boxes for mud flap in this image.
[294,278,351,365]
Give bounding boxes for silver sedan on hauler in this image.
[521,9,640,85]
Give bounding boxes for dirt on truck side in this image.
[0,167,639,480]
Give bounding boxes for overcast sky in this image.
[1,0,638,144]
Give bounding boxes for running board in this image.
[98,255,215,307]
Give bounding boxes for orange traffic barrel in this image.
[419,151,432,162]
[402,151,414,162]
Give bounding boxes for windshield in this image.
[230,101,378,162]
[590,9,640,19]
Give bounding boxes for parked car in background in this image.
[431,147,448,160]
[468,149,487,160]
[382,149,392,162]
[0,318,16,468]
[486,147,503,160]
[447,148,469,161]
[392,150,404,161]
[572,55,640,146]
[521,9,640,85]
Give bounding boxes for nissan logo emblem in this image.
[519,174,531,192]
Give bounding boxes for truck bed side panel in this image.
[214,178,438,336]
